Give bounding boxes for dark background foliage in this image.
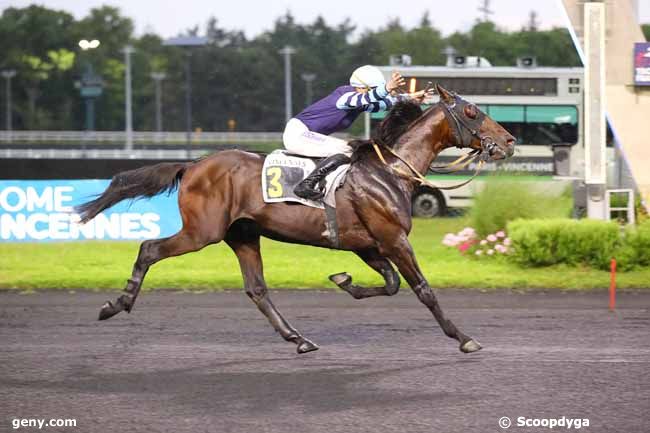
[1,5,645,131]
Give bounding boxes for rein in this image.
[372,142,486,191]
[371,98,496,190]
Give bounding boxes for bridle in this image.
[438,93,499,162]
[372,92,500,191]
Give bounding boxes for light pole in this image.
[279,46,296,123]
[123,45,135,151]
[301,73,316,106]
[77,40,102,132]
[150,72,166,133]
[77,39,102,157]
[1,69,16,132]
[163,36,208,158]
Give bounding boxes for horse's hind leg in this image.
[226,233,318,354]
[98,230,210,320]
[330,249,400,299]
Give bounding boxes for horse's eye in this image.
[464,104,478,119]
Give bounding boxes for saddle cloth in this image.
[261,150,350,209]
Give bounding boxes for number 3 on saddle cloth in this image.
[261,149,351,247]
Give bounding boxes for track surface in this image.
[1,290,649,433]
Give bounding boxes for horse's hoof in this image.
[460,339,482,353]
[329,272,351,288]
[98,301,122,321]
[296,339,319,354]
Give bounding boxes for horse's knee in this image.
[245,285,267,302]
[413,281,437,306]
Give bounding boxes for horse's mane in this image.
[349,100,424,152]
[374,100,424,147]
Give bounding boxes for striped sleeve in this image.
[363,93,406,113]
[335,85,391,110]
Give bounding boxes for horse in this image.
[77,84,515,354]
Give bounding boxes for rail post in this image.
[609,258,616,311]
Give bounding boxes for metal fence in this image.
[0,148,218,160]
[0,130,357,159]
[0,130,284,145]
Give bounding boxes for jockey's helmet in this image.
[349,65,385,89]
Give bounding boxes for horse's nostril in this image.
[505,138,516,157]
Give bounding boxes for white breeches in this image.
[282,118,353,158]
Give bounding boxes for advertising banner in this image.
[634,42,650,86]
[0,180,181,242]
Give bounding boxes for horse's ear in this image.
[436,83,454,104]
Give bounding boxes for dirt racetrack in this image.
[1,289,649,433]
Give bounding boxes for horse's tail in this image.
[76,162,189,224]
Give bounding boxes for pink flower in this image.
[495,244,507,253]
[503,237,512,246]
[487,234,497,242]
[487,249,494,255]
[480,239,488,246]
[442,233,458,247]
[459,227,476,238]
[458,241,474,253]
[496,231,506,238]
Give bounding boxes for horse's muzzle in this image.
[487,138,515,160]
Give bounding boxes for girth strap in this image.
[323,203,340,249]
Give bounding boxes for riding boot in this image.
[294,153,351,201]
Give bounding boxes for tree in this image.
[0,5,588,132]
[445,22,580,67]
[0,5,77,128]
[642,24,650,41]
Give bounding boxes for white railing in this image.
[0,148,215,160]
[0,130,285,144]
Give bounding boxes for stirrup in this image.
[294,182,324,200]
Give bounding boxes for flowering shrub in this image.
[507,218,638,270]
[442,227,512,257]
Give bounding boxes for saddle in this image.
[261,150,350,209]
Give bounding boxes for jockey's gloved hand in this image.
[408,88,436,104]
[386,71,405,93]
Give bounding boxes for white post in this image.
[123,45,135,151]
[301,73,316,105]
[150,72,166,134]
[279,46,296,123]
[583,2,607,220]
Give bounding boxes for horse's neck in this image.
[391,108,447,175]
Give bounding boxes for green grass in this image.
[0,218,648,291]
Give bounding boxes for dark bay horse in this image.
[78,84,515,354]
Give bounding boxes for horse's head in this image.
[436,84,515,160]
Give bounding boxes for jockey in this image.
[284,65,431,201]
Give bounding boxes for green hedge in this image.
[507,219,618,269]
[508,218,650,271]
[615,220,650,271]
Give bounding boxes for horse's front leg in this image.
[329,248,400,299]
[382,233,482,353]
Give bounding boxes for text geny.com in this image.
[12,418,76,430]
